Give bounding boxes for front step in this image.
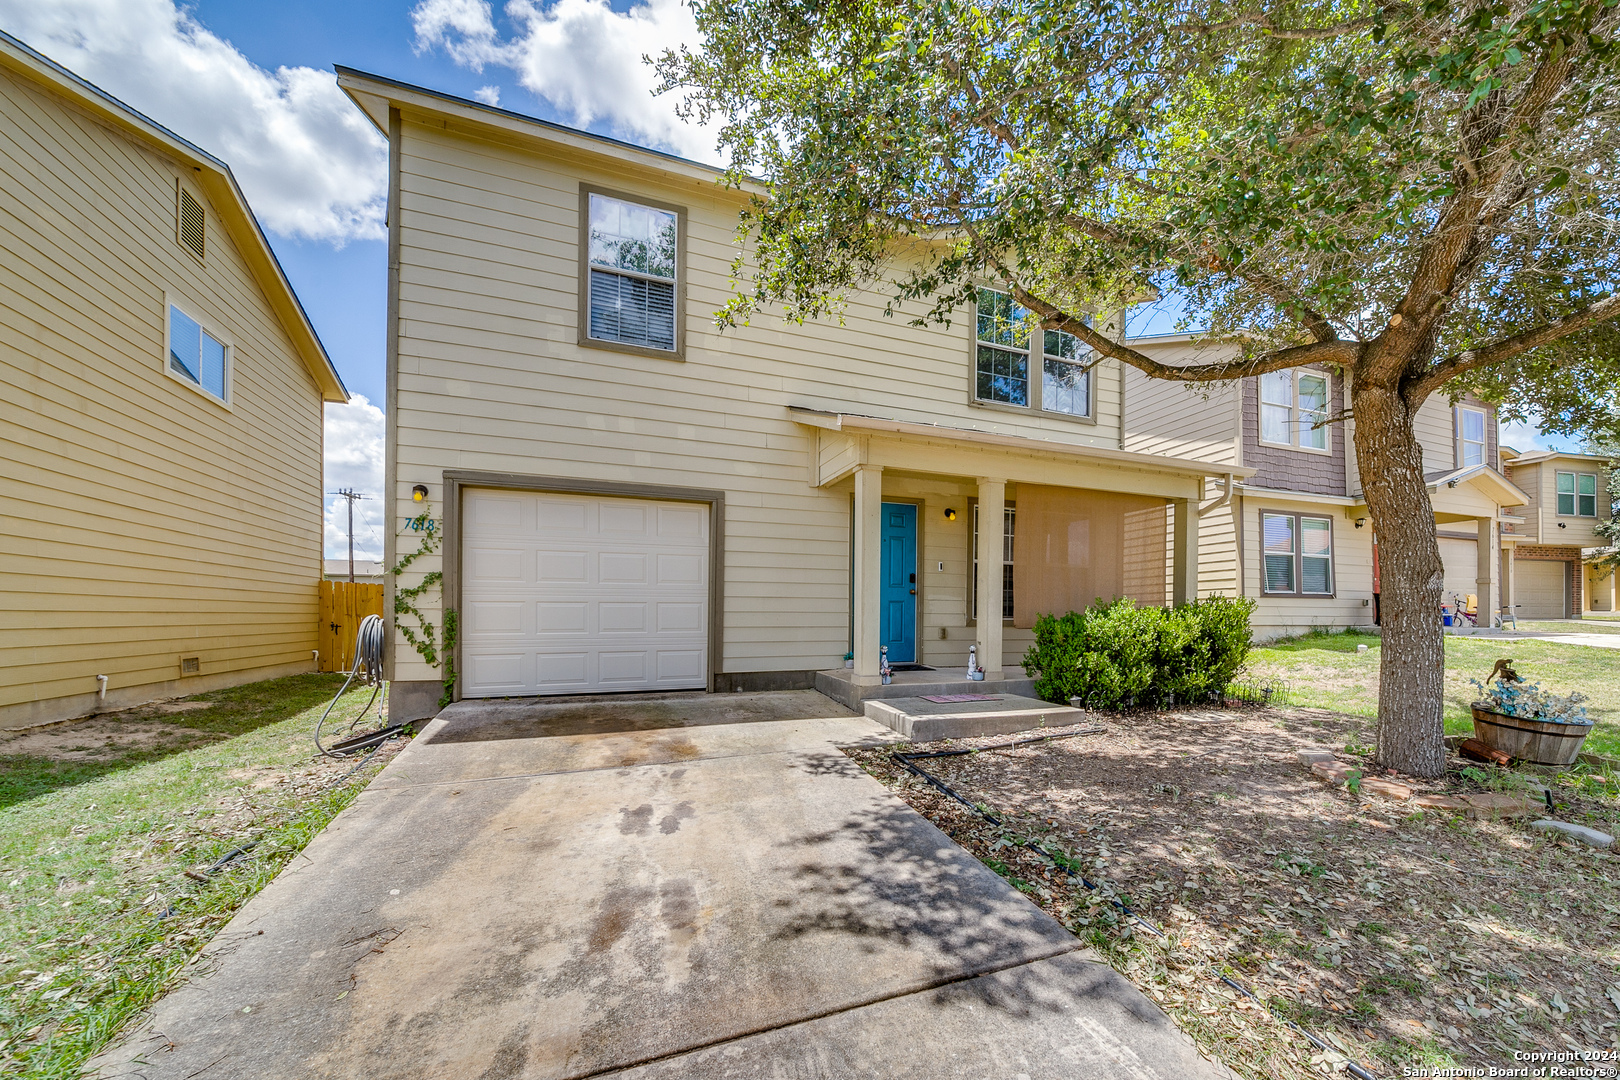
[864,694,1083,742]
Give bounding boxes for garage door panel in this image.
[599,552,649,583]
[537,550,589,583]
[462,489,709,696]
[465,653,527,693]
[1517,560,1568,619]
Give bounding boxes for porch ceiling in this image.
[790,407,1252,500]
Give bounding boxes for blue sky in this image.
[0,0,1567,556]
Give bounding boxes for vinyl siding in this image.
[1237,495,1376,639]
[389,121,1159,681]
[0,69,325,724]
[1119,344,1242,467]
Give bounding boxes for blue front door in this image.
[880,503,918,663]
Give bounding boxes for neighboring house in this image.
[1500,449,1615,617]
[1,32,348,727]
[1121,337,1529,639]
[323,560,386,585]
[335,70,1252,720]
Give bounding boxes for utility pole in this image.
[329,489,366,582]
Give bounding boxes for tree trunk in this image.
[1352,379,1449,778]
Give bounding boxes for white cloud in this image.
[1500,417,1559,455]
[324,395,386,561]
[474,85,501,106]
[0,0,387,242]
[411,0,720,162]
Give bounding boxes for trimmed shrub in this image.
[1022,596,1257,709]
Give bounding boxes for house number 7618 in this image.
[404,517,439,533]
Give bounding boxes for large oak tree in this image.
[659,0,1620,776]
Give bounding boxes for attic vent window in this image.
[178,187,205,260]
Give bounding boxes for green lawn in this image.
[0,674,397,1078]
[1244,631,1620,759]
[1515,618,1620,635]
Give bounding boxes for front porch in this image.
[791,407,1248,690]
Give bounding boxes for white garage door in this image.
[1517,560,1568,620]
[461,489,709,696]
[1438,537,1480,604]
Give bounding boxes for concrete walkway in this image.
[93,691,1228,1080]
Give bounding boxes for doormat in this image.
[887,663,935,672]
[920,694,1004,703]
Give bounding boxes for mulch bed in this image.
[844,706,1620,1079]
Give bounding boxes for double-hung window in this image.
[1457,407,1487,467]
[1259,370,1329,451]
[1557,471,1598,517]
[583,190,679,354]
[974,288,1093,418]
[971,504,1016,621]
[1042,328,1092,416]
[166,300,228,403]
[1262,512,1334,595]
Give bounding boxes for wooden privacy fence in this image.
[319,580,385,673]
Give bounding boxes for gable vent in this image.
[178,187,205,260]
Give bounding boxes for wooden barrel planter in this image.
[1471,705,1594,767]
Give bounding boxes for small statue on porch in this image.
[880,645,892,684]
[967,645,984,681]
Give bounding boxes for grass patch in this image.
[1244,629,1620,757]
[0,674,399,1077]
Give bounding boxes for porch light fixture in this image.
[412,484,429,502]
[1355,518,1366,529]
[943,508,957,521]
[1558,521,1567,529]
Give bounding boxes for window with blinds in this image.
[1262,511,1333,595]
[177,186,205,260]
[167,301,228,403]
[585,192,678,352]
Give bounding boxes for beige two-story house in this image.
[1,32,348,727]
[1502,449,1615,617]
[335,69,1260,720]
[1119,336,1530,639]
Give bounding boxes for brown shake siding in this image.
[1241,370,1348,496]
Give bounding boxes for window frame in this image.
[969,288,1097,424]
[1556,470,1599,518]
[1456,405,1487,469]
[1256,368,1333,455]
[1259,510,1336,597]
[968,499,1016,625]
[576,183,686,361]
[162,292,233,409]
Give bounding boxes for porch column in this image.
[852,464,884,682]
[976,477,1006,680]
[1500,544,1516,624]
[1171,498,1198,607]
[1476,517,1498,627]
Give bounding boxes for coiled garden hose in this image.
[315,614,407,762]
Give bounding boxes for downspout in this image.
[1199,473,1235,516]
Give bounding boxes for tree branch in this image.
[1408,294,1620,400]
[1010,284,1362,382]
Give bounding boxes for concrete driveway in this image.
[93,691,1228,1079]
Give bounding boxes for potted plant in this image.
[1469,664,1593,767]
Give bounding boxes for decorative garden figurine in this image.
[879,645,891,684]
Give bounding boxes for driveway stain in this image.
[618,804,654,835]
[659,802,695,834]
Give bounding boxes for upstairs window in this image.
[166,301,228,403]
[584,191,678,353]
[1041,328,1093,417]
[975,288,1029,406]
[974,289,1093,418]
[1457,406,1487,467]
[1259,370,1329,451]
[1557,471,1597,517]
